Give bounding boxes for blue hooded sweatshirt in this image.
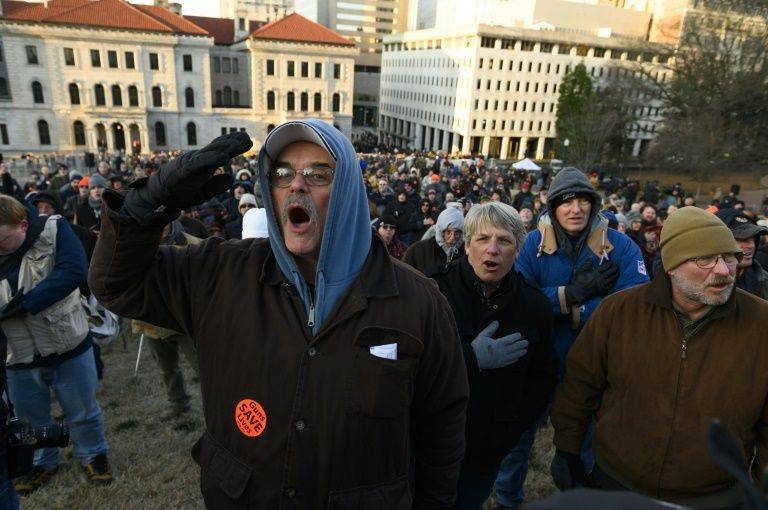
[257,120,372,335]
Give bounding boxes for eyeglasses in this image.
[270,165,334,188]
[380,224,396,231]
[690,254,741,269]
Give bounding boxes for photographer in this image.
[0,196,111,496]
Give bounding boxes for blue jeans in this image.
[494,418,595,509]
[0,480,18,510]
[7,347,109,470]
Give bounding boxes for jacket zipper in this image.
[307,295,315,328]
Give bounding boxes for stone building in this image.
[0,0,356,157]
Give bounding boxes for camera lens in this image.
[33,419,69,448]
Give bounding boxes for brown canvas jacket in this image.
[89,198,469,509]
[552,271,768,503]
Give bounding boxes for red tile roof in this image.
[186,16,265,45]
[250,13,355,47]
[0,0,207,36]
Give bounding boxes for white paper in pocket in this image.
[369,343,398,360]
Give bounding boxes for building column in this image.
[500,137,510,159]
[481,136,491,156]
[518,137,528,159]
[536,137,546,159]
[632,138,642,157]
[414,124,423,150]
[442,131,451,153]
[461,135,470,154]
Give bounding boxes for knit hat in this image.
[30,190,62,213]
[660,206,739,271]
[547,167,601,210]
[239,193,257,208]
[78,176,90,188]
[88,174,108,189]
[716,209,768,240]
[69,170,83,181]
[236,169,252,181]
[242,208,269,239]
[625,210,642,224]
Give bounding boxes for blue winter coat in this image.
[515,213,649,373]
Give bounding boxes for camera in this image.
[7,417,69,478]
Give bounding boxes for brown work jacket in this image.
[552,271,768,504]
[89,197,469,509]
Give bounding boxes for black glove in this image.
[0,291,27,321]
[564,259,620,306]
[550,450,589,491]
[122,132,253,224]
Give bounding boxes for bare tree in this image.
[646,0,768,184]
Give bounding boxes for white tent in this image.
[512,158,541,171]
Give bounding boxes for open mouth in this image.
[483,261,499,270]
[287,205,312,232]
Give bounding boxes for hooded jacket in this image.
[89,124,469,509]
[257,120,372,335]
[515,212,649,369]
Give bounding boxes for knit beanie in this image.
[659,206,739,271]
[547,167,601,210]
[88,173,108,189]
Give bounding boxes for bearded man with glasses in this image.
[89,120,469,509]
[551,206,768,510]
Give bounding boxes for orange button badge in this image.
[235,399,267,438]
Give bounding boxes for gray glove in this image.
[471,321,529,370]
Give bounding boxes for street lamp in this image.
[563,138,570,166]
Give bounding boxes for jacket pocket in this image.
[346,328,420,419]
[327,476,412,510]
[192,433,252,502]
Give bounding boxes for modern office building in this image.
[379,23,672,158]
[295,0,409,129]
[0,0,357,156]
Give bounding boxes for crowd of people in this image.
[0,120,767,510]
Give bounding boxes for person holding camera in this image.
[0,195,111,496]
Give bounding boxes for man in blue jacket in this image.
[0,196,111,497]
[494,167,648,509]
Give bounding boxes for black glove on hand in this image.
[550,450,589,491]
[122,132,253,224]
[0,291,27,321]
[564,259,620,306]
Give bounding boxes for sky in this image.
[131,0,220,18]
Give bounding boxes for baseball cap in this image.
[263,121,336,161]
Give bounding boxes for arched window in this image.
[0,78,8,97]
[215,90,222,105]
[155,121,166,146]
[151,86,162,107]
[128,85,139,107]
[111,85,122,106]
[185,87,194,108]
[287,92,295,111]
[69,83,80,105]
[38,120,50,145]
[313,93,321,112]
[267,91,275,110]
[73,121,86,145]
[332,93,340,112]
[223,86,232,106]
[94,84,106,106]
[233,90,239,106]
[32,81,44,103]
[186,122,197,146]
[300,92,308,112]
